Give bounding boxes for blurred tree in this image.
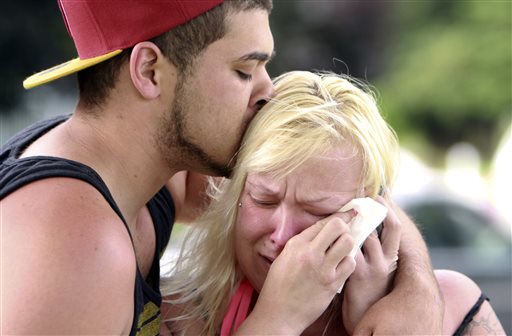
[0,0,75,113]
[376,1,512,165]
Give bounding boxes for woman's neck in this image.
[250,292,347,336]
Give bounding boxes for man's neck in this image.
[21,103,181,226]
[70,106,180,222]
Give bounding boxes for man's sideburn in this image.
[158,74,232,177]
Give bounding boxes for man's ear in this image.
[129,42,165,99]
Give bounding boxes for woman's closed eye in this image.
[250,195,278,208]
[306,211,331,219]
[304,207,337,219]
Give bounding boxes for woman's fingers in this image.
[311,214,352,252]
[360,231,382,264]
[324,230,355,268]
[375,196,402,260]
[335,252,357,282]
[287,214,356,290]
[294,211,350,244]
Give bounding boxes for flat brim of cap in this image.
[23,49,123,89]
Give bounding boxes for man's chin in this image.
[205,158,232,178]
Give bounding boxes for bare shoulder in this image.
[436,270,506,335]
[462,300,506,336]
[1,177,136,334]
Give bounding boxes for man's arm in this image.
[166,171,210,224]
[1,179,136,334]
[354,196,444,334]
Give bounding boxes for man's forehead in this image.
[221,9,274,56]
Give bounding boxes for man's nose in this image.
[249,68,273,109]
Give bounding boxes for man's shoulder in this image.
[1,177,136,334]
[2,176,134,258]
[1,115,69,154]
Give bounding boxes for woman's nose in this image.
[269,208,299,252]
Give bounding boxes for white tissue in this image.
[336,197,387,293]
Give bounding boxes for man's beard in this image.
[158,77,234,177]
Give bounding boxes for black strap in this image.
[453,293,490,336]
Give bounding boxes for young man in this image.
[2,1,273,334]
[1,1,443,334]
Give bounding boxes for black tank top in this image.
[0,115,174,336]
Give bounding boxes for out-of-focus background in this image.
[2,1,511,332]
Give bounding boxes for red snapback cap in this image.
[23,0,224,89]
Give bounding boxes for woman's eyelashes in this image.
[249,195,333,218]
[302,205,338,219]
[305,210,331,219]
[250,196,277,208]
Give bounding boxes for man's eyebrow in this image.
[237,50,276,63]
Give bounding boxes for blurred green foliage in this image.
[1,1,75,110]
[375,1,511,165]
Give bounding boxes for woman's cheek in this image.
[239,206,273,241]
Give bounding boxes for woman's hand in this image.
[238,214,356,335]
[342,195,402,334]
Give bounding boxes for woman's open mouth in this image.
[260,254,275,267]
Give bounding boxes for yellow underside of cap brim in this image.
[23,49,123,89]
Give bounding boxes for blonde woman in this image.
[161,71,505,335]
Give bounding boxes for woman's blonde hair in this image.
[161,71,399,335]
